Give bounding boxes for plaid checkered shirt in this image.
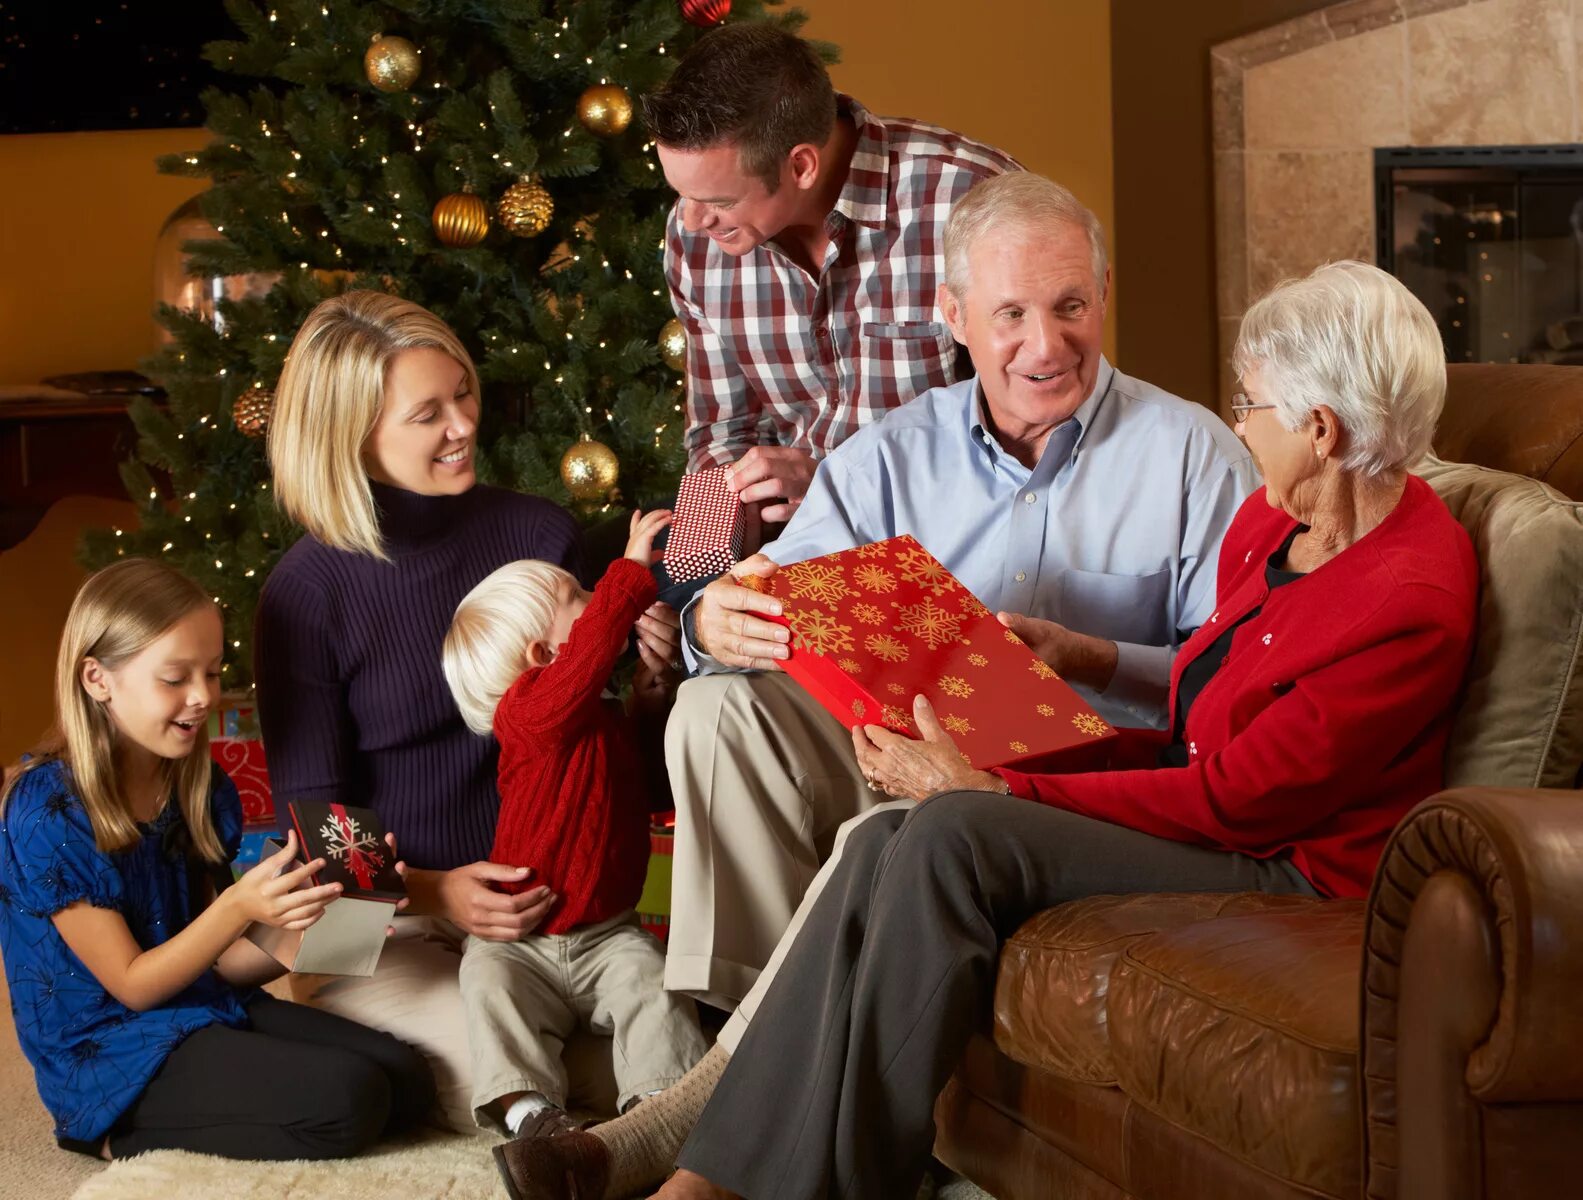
[666,96,1021,472]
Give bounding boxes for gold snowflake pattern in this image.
[895,546,958,597]
[1036,703,1056,717]
[958,591,991,619]
[885,682,908,695]
[854,543,888,559]
[966,653,989,667]
[895,598,963,650]
[865,633,909,663]
[851,602,886,625]
[937,675,974,699]
[880,704,913,731]
[1004,628,1025,645]
[791,608,855,657]
[783,561,854,607]
[942,714,975,736]
[1072,713,1111,737]
[1009,740,1029,754]
[852,700,867,719]
[740,574,767,593]
[1029,659,1059,681]
[838,657,861,673]
[854,564,898,594]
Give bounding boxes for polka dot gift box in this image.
[663,465,762,583]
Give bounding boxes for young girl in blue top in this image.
[0,558,434,1161]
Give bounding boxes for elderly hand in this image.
[694,553,791,670]
[997,611,1119,691]
[851,695,1005,802]
[726,447,817,524]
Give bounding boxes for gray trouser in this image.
[678,790,1316,1200]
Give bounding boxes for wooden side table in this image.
[0,386,145,551]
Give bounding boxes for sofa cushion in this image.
[1417,455,1583,788]
[992,892,1319,1085]
[1107,900,1366,1200]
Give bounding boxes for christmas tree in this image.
[81,0,833,691]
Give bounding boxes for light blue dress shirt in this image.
[684,359,1259,728]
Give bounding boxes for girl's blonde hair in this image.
[442,560,578,735]
[269,291,481,560]
[1,559,226,861]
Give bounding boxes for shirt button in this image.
[1023,492,1037,504]
[1014,571,1027,582]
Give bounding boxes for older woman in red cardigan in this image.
[501,259,1477,1200]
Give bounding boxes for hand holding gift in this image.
[852,695,1003,801]
[725,446,817,524]
[996,611,1120,691]
[694,553,792,670]
[226,830,339,931]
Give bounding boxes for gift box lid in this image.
[287,801,406,901]
[749,535,1117,772]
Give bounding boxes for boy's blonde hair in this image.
[1,559,227,861]
[443,560,579,735]
[269,291,481,560]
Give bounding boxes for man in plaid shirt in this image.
[643,23,1020,523]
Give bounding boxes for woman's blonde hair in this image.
[1,559,226,861]
[269,291,480,559]
[442,560,578,735]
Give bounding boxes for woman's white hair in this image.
[943,172,1109,296]
[441,560,577,736]
[1233,260,1445,478]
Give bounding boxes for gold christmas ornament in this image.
[232,387,274,439]
[364,34,421,92]
[658,318,688,372]
[497,176,554,237]
[560,437,621,501]
[432,190,490,247]
[577,83,633,137]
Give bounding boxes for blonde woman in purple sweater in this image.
[255,293,683,1130]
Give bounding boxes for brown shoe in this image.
[512,1107,587,1140]
[493,1129,611,1200]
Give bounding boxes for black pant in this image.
[678,791,1317,1199]
[103,993,435,1161]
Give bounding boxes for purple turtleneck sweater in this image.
[254,482,582,871]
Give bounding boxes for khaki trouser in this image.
[460,911,708,1131]
[292,916,625,1132]
[663,672,885,1009]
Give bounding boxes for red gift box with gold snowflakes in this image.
[745,535,1117,772]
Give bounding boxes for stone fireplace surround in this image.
[1211,0,1583,418]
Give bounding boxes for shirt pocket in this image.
[1059,567,1174,648]
[857,321,961,400]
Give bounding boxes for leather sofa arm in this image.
[1362,787,1583,1199]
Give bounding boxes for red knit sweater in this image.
[997,475,1478,897]
[490,558,657,935]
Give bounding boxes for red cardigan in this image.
[996,475,1477,897]
[491,558,656,934]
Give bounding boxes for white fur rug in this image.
[70,1129,503,1200]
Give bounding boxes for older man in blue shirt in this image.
[664,172,1258,1012]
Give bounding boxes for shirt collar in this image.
[831,96,890,231]
[966,357,1116,468]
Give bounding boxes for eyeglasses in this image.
[1230,393,1277,423]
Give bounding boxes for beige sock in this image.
[591,1042,730,1197]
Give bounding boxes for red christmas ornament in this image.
[680,0,731,28]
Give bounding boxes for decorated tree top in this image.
[83,0,833,691]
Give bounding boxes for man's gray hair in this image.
[943,173,1109,296]
[1233,261,1445,479]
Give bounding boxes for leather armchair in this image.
[933,365,1583,1200]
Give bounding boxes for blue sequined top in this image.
[0,759,247,1145]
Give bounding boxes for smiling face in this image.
[82,605,223,766]
[939,220,1108,451]
[362,346,479,495]
[1235,363,1326,519]
[657,141,806,256]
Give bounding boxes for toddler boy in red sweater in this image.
[442,509,707,1138]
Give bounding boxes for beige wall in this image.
[799,0,1116,356]
[0,129,208,382]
